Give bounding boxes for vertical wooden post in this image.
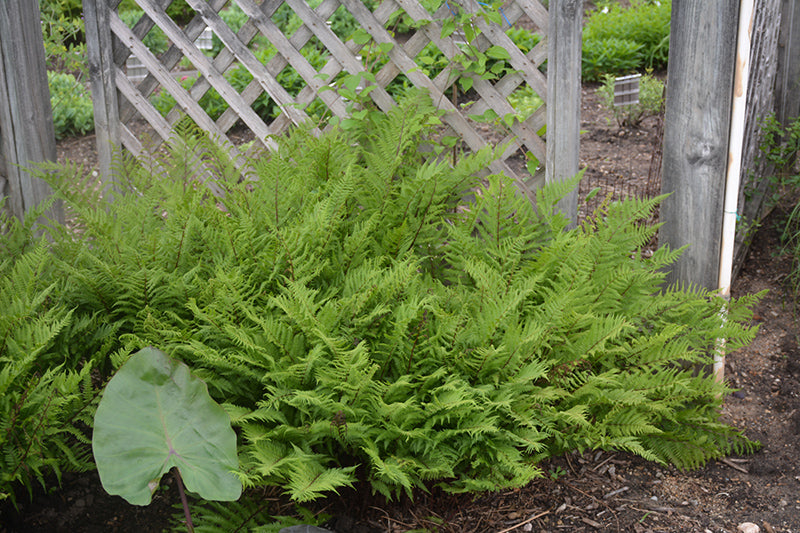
[777,0,800,129]
[660,1,739,290]
[0,0,62,223]
[545,0,582,225]
[84,0,121,184]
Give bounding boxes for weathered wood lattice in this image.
[84,0,579,205]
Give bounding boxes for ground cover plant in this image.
[0,92,763,528]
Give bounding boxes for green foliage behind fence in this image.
[48,72,94,139]
[582,0,672,81]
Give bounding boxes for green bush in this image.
[128,2,541,127]
[151,74,226,121]
[596,71,664,127]
[759,113,800,176]
[14,93,759,512]
[506,27,542,54]
[583,0,671,81]
[48,71,94,139]
[40,0,188,71]
[268,0,378,42]
[39,0,86,74]
[582,38,644,83]
[508,85,544,121]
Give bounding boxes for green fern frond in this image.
[283,448,356,502]
[178,496,330,533]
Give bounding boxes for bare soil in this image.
[2,82,799,533]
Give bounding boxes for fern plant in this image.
[174,498,328,533]
[0,202,96,505]
[7,91,761,518]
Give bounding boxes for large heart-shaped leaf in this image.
[92,347,242,505]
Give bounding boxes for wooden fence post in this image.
[546,0,582,225]
[660,1,739,290]
[84,0,121,185]
[0,0,62,223]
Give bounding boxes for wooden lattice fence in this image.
[84,0,581,212]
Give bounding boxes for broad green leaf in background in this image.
[92,347,242,506]
[485,45,510,60]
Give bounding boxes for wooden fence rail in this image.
[84,0,581,214]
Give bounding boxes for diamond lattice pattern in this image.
[110,0,549,187]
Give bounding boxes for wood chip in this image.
[720,457,749,473]
[603,486,630,499]
[646,505,677,513]
[581,517,603,528]
[494,511,550,533]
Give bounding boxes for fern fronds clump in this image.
[8,91,761,506]
[0,205,96,505]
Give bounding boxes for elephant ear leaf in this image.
[92,347,242,505]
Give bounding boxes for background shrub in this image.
[48,71,94,139]
[39,0,86,74]
[508,85,544,121]
[582,0,671,81]
[210,4,253,56]
[41,0,544,138]
[759,115,800,295]
[117,0,192,23]
[151,45,329,123]
[582,38,644,83]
